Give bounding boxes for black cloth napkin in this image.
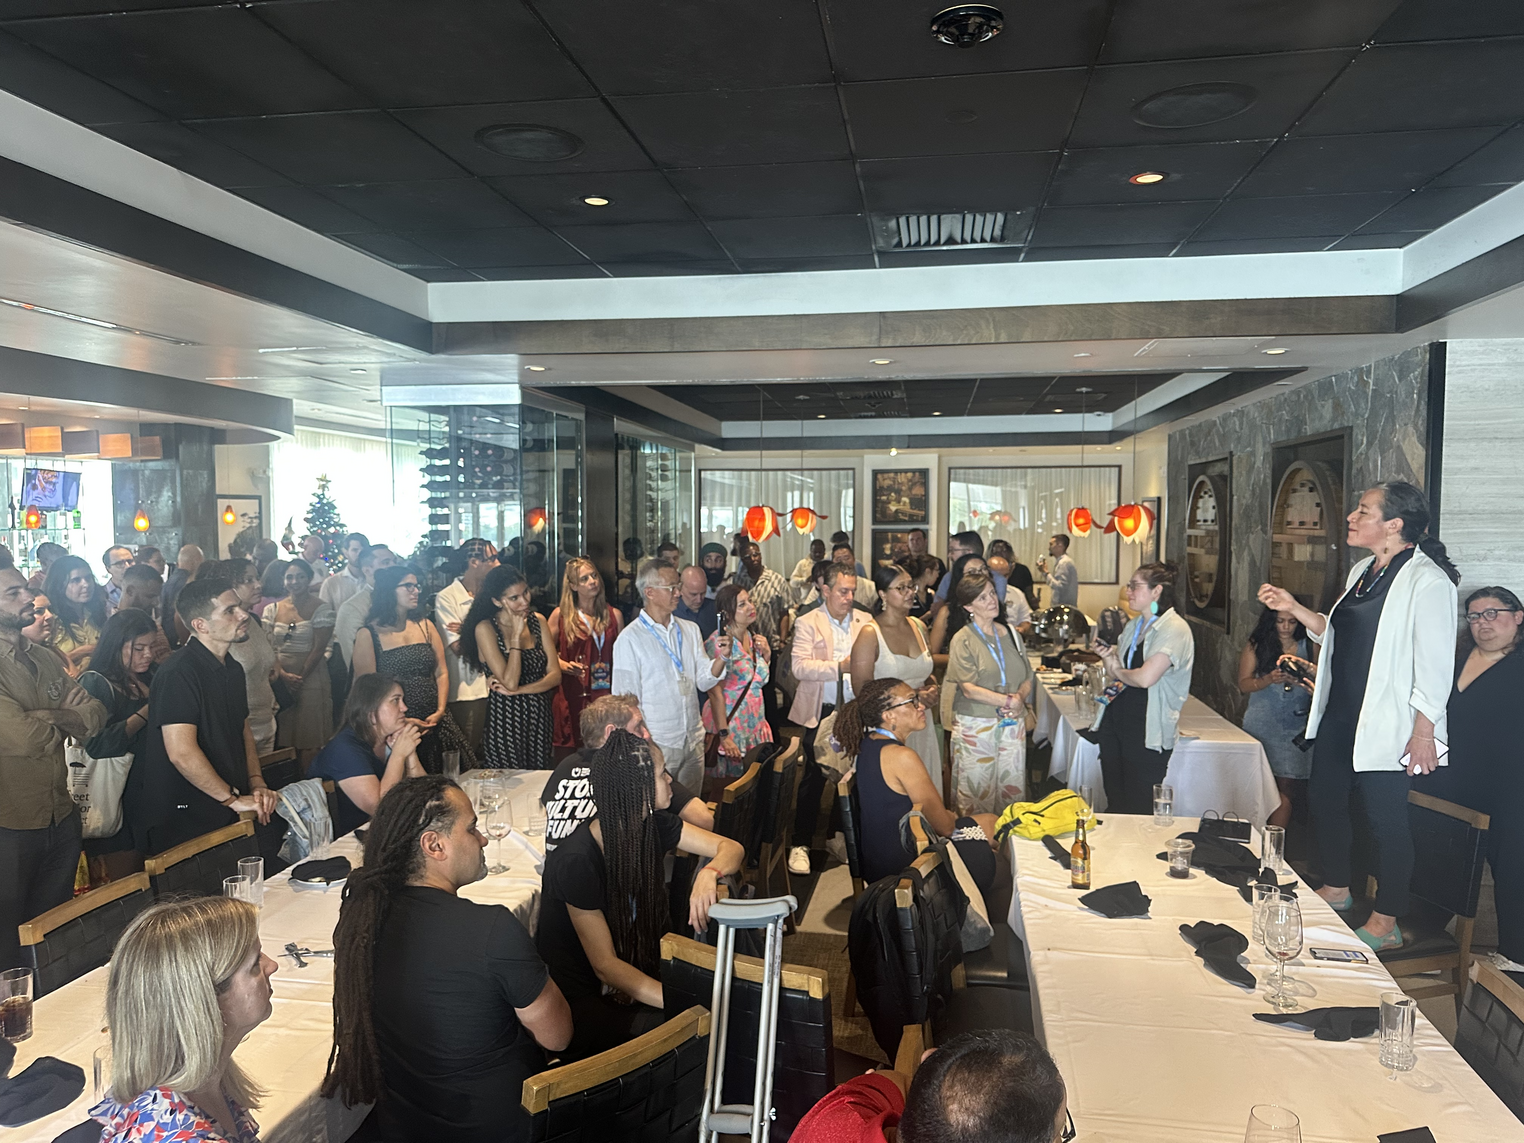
[290,855,352,883]
[51,1120,103,1142]
[1236,868,1299,904]
[1178,832,1259,872]
[1079,881,1151,918]
[0,1057,85,1127]
[1253,1006,1379,1041]
[1377,1130,1436,1143]
[1042,835,1071,868]
[1179,921,1256,989]
[0,1034,13,1078]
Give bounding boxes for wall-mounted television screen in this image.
[22,468,81,511]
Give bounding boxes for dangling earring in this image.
[1150,600,1159,616]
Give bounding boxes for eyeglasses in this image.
[108,559,131,569]
[1467,607,1520,623]
[646,584,681,593]
[883,697,920,712]
[1125,580,1150,591]
[399,582,421,592]
[1061,1109,1076,1143]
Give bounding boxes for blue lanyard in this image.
[1127,615,1156,663]
[581,612,605,654]
[976,624,1008,689]
[868,727,900,742]
[638,613,685,675]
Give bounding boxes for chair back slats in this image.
[20,873,153,998]
[1457,960,1524,1118]
[715,761,763,858]
[1406,792,1490,918]
[144,821,259,900]
[755,738,800,849]
[259,748,301,791]
[520,1006,711,1143]
[837,772,864,892]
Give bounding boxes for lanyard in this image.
[1127,615,1157,663]
[868,727,900,742]
[639,613,684,675]
[580,611,604,654]
[976,624,1008,689]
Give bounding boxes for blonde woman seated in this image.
[837,676,999,897]
[91,896,277,1142]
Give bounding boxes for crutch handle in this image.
[708,895,797,928]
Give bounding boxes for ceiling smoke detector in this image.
[475,124,586,161]
[930,4,1004,47]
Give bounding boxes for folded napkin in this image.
[1377,1130,1436,1143]
[290,855,352,884]
[0,1034,13,1077]
[50,1120,102,1142]
[1079,881,1151,918]
[1253,1006,1378,1041]
[1178,832,1259,872]
[0,1057,85,1127]
[1042,834,1071,868]
[1179,922,1256,989]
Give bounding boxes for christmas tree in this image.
[304,475,349,571]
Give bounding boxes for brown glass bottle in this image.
[1070,816,1091,890]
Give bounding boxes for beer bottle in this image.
[1070,816,1091,890]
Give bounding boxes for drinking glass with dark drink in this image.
[1,967,33,1042]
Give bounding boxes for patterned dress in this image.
[702,630,773,779]
[483,613,553,769]
[553,608,623,748]
[364,622,474,773]
[91,1085,259,1143]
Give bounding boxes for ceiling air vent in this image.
[871,211,1023,252]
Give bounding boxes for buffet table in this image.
[1006,815,1521,1143]
[13,769,551,1143]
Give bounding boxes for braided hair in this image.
[834,676,906,761]
[589,729,669,982]
[322,776,460,1106]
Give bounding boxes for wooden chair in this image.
[714,760,763,869]
[144,820,259,900]
[259,747,301,790]
[1456,958,1524,1119]
[837,771,866,898]
[1378,790,1490,1016]
[755,737,803,909]
[519,1005,710,1143]
[19,873,153,998]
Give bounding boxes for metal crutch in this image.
[700,894,798,1143]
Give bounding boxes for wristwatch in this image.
[220,787,241,807]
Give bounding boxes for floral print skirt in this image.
[950,713,1026,816]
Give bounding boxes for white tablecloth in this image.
[13,769,552,1143]
[1032,671,1279,826]
[1005,815,1522,1143]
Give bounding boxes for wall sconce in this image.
[23,504,42,529]
[98,434,133,459]
[24,426,62,454]
[222,504,237,526]
[133,505,151,532]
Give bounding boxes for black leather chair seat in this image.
[1379,927,1459,964]
[934,985,1033,1038]
[962,922,1029,989]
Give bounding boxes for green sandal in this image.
[1356,923,1403,953]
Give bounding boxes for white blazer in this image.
[1304,548,1457,772]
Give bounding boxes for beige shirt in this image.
[0,638,108,829]
[946,621,1033,720]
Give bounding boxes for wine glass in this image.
[483,802,512,875]
[1244,1104,1301,1143]
[1262,896,1303,1011]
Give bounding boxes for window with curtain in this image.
[947,466,1120,583]
[272,427,429,558]
[699,468,854,577]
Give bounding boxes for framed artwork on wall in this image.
[216,494,263,559]
[1183,459,1231,631]
[871,530,912,567]
[1141,496,1162,564]
[872,469,928,525]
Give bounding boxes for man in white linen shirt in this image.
[611,560,730,790]
[333,545,397,670]
[1040,533,1079,608]
[430,538,498,757]
[319,532,370,612]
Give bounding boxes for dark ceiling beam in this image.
[535,383,722,447]
[1397,230,1524,332]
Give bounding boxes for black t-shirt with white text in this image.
[540,750,695,852]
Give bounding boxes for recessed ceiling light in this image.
[890,448,898,456]
[1054,408,1064,413]
[525,365,548,371]
[930,4,1004,46]
[1073,352,1092,358]
[583,196,611,207]
[869,358,894,365]
[1274,380,1294,386]
[1129,171,1167,185]
[348,368,367,374]
[1262,347,1288,355]
[932,411,942,416]
[817,413,827,419]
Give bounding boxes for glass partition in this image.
[699,468,855,578]
[615,432,694,610]
[947,465,1120,583]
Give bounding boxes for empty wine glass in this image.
[1263,896,1304,1011]
[483,802,512,875]
[1243,1104,1301,1143]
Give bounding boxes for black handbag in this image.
[1196,810,1252,843]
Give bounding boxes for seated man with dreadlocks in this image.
[324,776,572,1141]
[538,727,746,1060]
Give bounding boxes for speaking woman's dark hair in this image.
[870,562,911,616]
[259,559,289,602]
[458,565,529,677]
[1247,605,1307,677]
[834,676,905,761]
[282,558,315,593]
[1377,480,1460,585]
[86,608,158,693]
[947,563,1007,642]
[323,776,460,1106]
[1457,585,1524,659]
[364,565,422,631]
[343,673,403,748]
[43,554,107,636]
[1134,561,1179,613]
[589,729,669,982]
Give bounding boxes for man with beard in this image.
[700,541,729,599]
[0,566,107,970]
[139,576,283,859]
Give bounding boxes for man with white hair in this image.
[611,560,730,789]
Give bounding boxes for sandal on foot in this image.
[1323,892,1355,913]
[1356,923,1403,953]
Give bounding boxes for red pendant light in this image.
[789,506,828,535]
[22,504,41,530]
[1067,506,1094,536]
[1107,376,1155,546]
[745,505,782,542]
[527,507,547,533]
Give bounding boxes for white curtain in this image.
[948,466,1120,583]
[700,468,855,575]
[271,428,429,558]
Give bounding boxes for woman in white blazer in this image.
[1259,481,1460,953]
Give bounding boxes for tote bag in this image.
[66,741,132,839]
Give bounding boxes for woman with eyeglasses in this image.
[461,564,561,769]
[262,556,334,764]
[1415,586,1524,970]
[1259,481,1460,952]
[850,562,941,788]
[353,564,474,773]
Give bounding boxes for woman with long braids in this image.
[837,676,999,895]
[1259,480,1460,952]
[324,776,570,1141]
[461,565,561,768]
[537,728,744,1060]
[548,557,622,749]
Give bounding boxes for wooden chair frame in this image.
[1472,958,1524,1026]
[18,872,150,947]
[144,820,255,876]
[757,738,804,909]
[838,771,865,898]
[520,1005,711,1115]
[258,747,300,789]
[660,933,826,1000]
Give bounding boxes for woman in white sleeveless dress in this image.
[850,562,942,787]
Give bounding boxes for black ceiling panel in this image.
[857,152,1057,213]
[0,28,162,124]
[95,120,289,187]
[473,263,608,280]
[1177,236,1340,255]
[334,231,451,269]
[393,99,654,179]
[1294,40,1524,136]
[552,221,729,264]
[1430,124,1524,187]
[903,379,979,417]
[0,0,218,14]
[319,180,535,231]
[189,111,465,185]
[1067,51,1351,148]
[1101,0,1404,63]
[708,215,871,259]
[1374,0,1524,42]
[1029,201,1219,247]
[404,227,588,268]
[1327,231,1424,249]
[486,170,695,227]
[1193,192,1400,240]
[841,70,1088,159]
[535,0,832,95]
[7,7,365,119]
[409,267,481,282]
[256,0,594,109]
[234,185,381,234]
[664,161,864,220]
[1238,128,1500,197]
[732,254,877,273]
[604,261,738,277]
[1046,141,1272,205]
[611,86,851,168]
[1356,185,1506,232]
[819,0,1111,82]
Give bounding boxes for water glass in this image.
[237,856,264,908]
[1243,1104,1301,1143]
[224,874,255,905]
[1252,882,1282,946]
[1165,837,1194,878]
[1153,784,1174,827]
[1379,991,1417,1078]
[443,750,462,782]
[524,807,546,838]
[0,967,33,1042]
[1261,825,1287,874]
[93,1043,113,1102]
[1079,785,1097,828]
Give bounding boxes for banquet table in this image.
[12,768,552,1143]
[1005,814,1523,1143]
[1031,664,1279,826]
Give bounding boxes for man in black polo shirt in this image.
[138,577,281,858]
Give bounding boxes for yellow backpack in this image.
[994,788,1093,843]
